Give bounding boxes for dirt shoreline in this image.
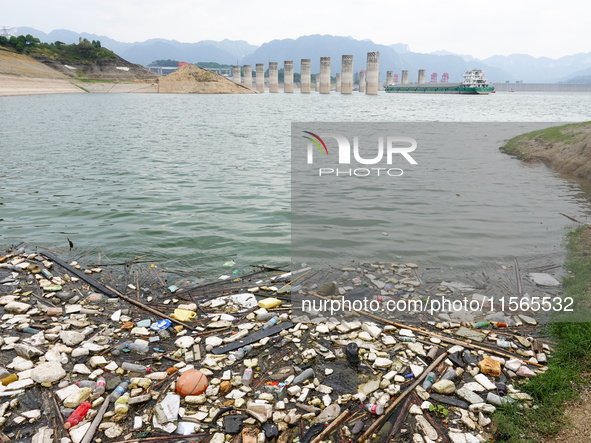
[501,122,591,182]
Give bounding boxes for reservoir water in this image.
[1,91,591,280]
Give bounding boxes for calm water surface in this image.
[1,91,590,279]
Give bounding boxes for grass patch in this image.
[494,225,591,442]
[500,122,591,158]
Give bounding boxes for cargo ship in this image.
[385,69,494,95]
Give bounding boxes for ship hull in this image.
[384,84,494,95]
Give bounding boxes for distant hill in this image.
[15,27,591,83]
[242,35,512,82]
[483,52,591,83]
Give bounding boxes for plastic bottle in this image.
[293,368,314,385]
[109,380,130,400]
[441,367,457,381]
[262,316,278,330]
[242,368,253,387]
[125,342,149,354]
[496,382,507,396]
[399,337,416,342]
[64,401,92,429]
[121,362,150,373]
[1,374,18,386]
[497,339,511,348]
[473,321,489,329]
[76,380,96,389]
[365,403,384,415]
[345,342,360,364]
[235,345,253,360]
[91,377,106,400]
[422,372,436,390]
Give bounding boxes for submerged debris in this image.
[0,245,560,442]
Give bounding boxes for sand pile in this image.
[158,65,257,94]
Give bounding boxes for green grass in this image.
[500,122,591,158]
[494,226,591,442]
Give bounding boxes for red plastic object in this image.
[64,401,92,429]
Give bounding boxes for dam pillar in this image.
[401,70,409,84]
[255,63,265,92]
[284,60,294,93]
[366,52,379,95]
[359,71,366,93]
[243,65,252,87]
[418,69,426,84]
[232,65,241,84]
[386,71,393,86]
[269,62,279,93]
[336,73,341,92]
[341,55,353,94]
[320,57,331,94]
[300,59,311,93]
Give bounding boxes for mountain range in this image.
[15,27,591,83]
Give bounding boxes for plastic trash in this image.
[474,321,489,329]
[257,297,282,309]
[153,393,180,433]
[1,373,18,386]
[76,380,96,389]
[262,316,278,330]
[235,345,253,360]
[121,362,151,373]
[64,401,92,429]
[496,382,507,396]
[345,342,360,364]
[170,309,196,322]
[422,372,436,390]
[175,369,208,396]
[242,368,253,387]
[125,342,149,354]
[365,403,384,415]
[91,377,106,400]
[293,368,314,385]
[109,381,130,401]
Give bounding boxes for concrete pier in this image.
[284,61,294,93]
[366,52,379,95]
[243,65,252,87]
[300,59,311,93]
[232,66,241,84]
[386,71,393,86]
[319,57,331,94]
[341,55,353,94]
[269,62,279,93]
[256,64,265,92]
[359,71,366,93]
[418,69,426,84]
[401,70,409,84]
[336,73,341,92]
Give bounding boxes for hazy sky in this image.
[4,0,590,59]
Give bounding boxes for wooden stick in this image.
[79,397,111,443]
[40,251,195,331]
[310,408,351,443]
[358,351,449,442]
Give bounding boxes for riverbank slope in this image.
[500,121,591,181]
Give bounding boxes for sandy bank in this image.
[0,74,84,96]
[501,122,591,181]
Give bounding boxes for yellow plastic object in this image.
[257,297,282,309]
[170,309,197,322]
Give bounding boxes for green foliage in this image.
[493,225,591,442]
[149,59,184,66]
[0,34,115,61]
[428,404,449,417]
